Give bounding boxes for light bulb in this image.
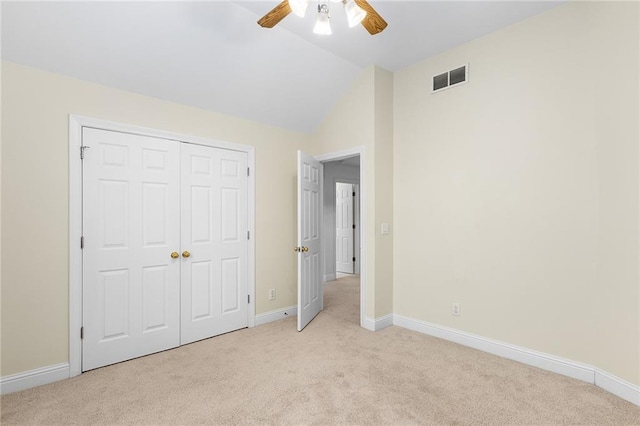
[344,0,366,27]
[288,0,309,18]
[313,4,332,35]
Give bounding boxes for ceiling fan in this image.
[257,0,388,35]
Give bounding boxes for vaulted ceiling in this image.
[1,1,563,132]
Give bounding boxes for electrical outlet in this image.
[452,302,461,316]
[268,289,276,301]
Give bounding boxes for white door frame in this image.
[315,147,366,330]
[68,115,256,378]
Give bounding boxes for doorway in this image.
[323,157,360,281]
[316,148,364,327]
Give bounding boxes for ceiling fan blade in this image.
[354,0,388,35]
[257,0,292,28]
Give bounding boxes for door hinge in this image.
[81,236,84,249]
[80,327,84,339]
[353,192,356,197]
[353,257,356,262]
[248,295,250,304]
[352,224,356,229]
[247,167,250,177]
[247,231,250,240]
[80,146,90,159]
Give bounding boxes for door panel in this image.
[142,265,169,332]
[100,269,129,340]
[221,188,240,241]
[221,258,240,312]
[142,183,169,246]
[180,143,248,345]
[297,151,323,331]
[83,128,181,371]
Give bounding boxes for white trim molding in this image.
[393,314,640,407]
[595,369,640,406]
[363,314,394,332]
[1,363,70,395]
[255,305,297,326]
[324,273,337,282]
[362,318,375,331]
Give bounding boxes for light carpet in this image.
[2,275,639,425]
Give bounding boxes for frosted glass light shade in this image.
[313,12,332,35]
[344,0,366,27]
[289,0,309,17]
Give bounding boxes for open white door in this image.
[297,151,323,331]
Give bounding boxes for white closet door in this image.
[180,143,249,345]
[82,128,181,371]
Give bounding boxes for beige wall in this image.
[311,65,393,319]
[373,68,394,317]
[312,66,375,318]
[1,62,309,376]
[393,1,639,385]
[590,1,640,387]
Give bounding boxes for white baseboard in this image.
[595,368,640,406]
[254,305,297,326]
[393,314,639,407]
[1,363,70,395]
[324,273,336,282]
[393,315,593,382]
[363,314,394,332]
[362,317,375,331]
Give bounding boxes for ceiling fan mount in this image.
[257,0,388,36]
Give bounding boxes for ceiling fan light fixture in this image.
[288,0,309,18]
[344,0,366,27]
[258,0,386,36]
[313,4,332,35]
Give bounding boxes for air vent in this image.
[432,64,468,93]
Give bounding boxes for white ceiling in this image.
[1,1,563,132]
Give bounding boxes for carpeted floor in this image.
[1,274,639,425]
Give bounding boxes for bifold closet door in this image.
[83,130,249,371]
[82,128,181,371]
[180,143,249,345]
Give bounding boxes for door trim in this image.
[69,115,256,377]
[315,147,367,330]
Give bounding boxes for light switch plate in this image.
[381,223,390,235]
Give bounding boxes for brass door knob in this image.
[294,247,301,252]
[182,250,191,258]
[171,252,179,259]
[302,246,309,252]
